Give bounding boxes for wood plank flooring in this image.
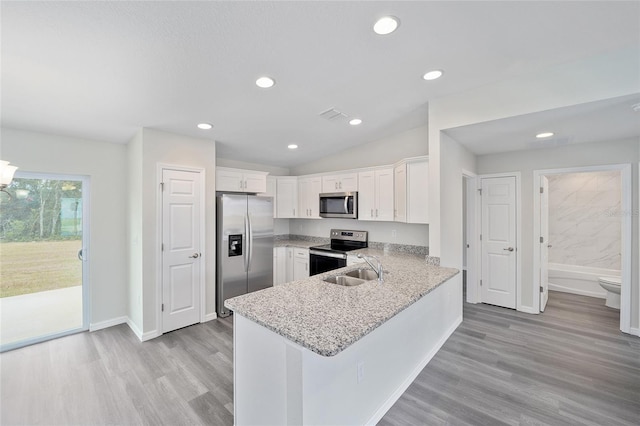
[1,291,638,425]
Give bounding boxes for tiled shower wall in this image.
[548,171,621,270]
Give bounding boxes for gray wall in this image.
[477,138,639,328]
[1,127,129,328]
[291,125,428,175]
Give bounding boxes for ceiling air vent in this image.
[319,107,348,123]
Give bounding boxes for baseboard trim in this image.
[89,316,127,332]
[366,315,463,426]
[518,305,539,314]
[204,312,218,322]
[548,283,605,299]
[629,327,640,337]
[126,318,143,341]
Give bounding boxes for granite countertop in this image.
[274,239,322,249]
[225,248,459,357]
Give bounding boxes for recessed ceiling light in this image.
[373,16,399,35]
[256,76,275,88]
[349,118,362,126]
[536,132,554,138]
[197,123,213,130]
[288,144,298,150]
[423,70,443,81]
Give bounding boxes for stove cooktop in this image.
[310,229,368,254]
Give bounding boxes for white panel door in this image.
[481,177,516,309]
[394,164,407,222]
[162,169,202,333]
[540,175,550,312]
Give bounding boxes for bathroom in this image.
[547,169,623,310]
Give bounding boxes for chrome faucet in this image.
[357,253,384,283]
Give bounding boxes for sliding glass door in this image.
[0,172,89,351]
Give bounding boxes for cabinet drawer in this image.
[294,248,309,258]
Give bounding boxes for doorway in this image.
[158,165,205,334]
[0,172,89,351]
[533,164,632,334]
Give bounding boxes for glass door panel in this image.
[0,175,87,351]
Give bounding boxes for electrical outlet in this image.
[357,361,364,383]
[391,229,397,239]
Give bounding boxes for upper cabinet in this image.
[394,157,429,224]
[258,176,277,216]
[322,172,358,193]
[358,168,394,221]
[276,177,298,218]
[298,176,322,219]
[216,167,268,193]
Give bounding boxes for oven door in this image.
[309,250,347,276]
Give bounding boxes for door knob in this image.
[189,253,200,258]
[503,247,514,252]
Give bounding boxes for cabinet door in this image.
[298,178,311,218]
[394,164,407,222]
[275,247,287,285]
[293,248,309,280]
[276,177,298,218]
[285,247,294,283]
[339,173,358,192]
[308,177,322,218]
[407,160,429,224]
[244,172,267,193]
[216,169,243,192]
[358,171,375,221]
[260,176,277,216]
[376,168,395,221]
[322,175,340,193]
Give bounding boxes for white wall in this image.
[477,138,639,324]
[1,127,128,327]
[138,128,216,335]
[291,125,428,176]
[127,130,144,329]
[217,157,290,176]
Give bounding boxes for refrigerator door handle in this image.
[243,214,249,272]
[247,213,254,271]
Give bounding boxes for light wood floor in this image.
[1,291,638,425]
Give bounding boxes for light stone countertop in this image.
[225,247,459,357]
[274,239,321,249]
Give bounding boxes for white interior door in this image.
[162,168,202,333]
[481,176,517,309]
[540,175,550,312]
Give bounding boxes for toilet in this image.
[598,276,622,309]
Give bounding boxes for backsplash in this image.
[548,171,621,270]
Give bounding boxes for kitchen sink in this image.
[344,268,379,281]
[323,275,366,286]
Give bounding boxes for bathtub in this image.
[547,263,620,299]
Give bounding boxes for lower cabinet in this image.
[274,246,309,285]
[293,248,310,281]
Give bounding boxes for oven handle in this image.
[309,250,347,260]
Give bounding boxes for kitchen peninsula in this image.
[225,248,460,425]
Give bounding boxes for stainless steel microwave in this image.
[319,192,358,219]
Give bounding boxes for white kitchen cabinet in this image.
[322,172,358,193]
[394,163,407,222]
[216,167,268,193]
[394,157,429,224]
[276,177,298,218]
[260,176,277,216]
[358,168,394,221]
[274,246,287,285]
[292,248,309,280]
[284,247,295,283]
[298,176,322,219]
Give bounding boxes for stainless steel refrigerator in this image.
[216,193,274,317]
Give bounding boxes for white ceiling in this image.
[2,1,639,167]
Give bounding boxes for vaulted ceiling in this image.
[2,1,639,166]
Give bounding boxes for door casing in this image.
[532,164,632,334]
[156,163,206,334]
